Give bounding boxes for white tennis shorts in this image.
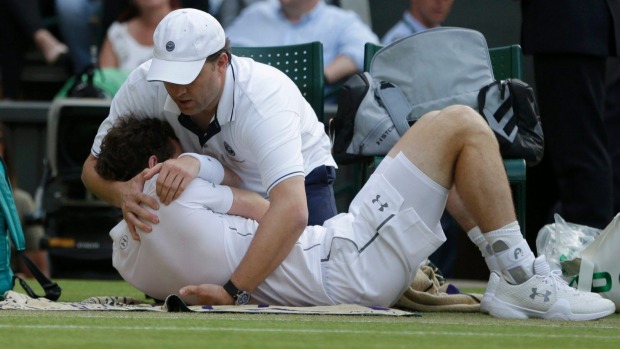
[320,152,448,307]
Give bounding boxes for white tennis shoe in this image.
[482,255,615,320]
[479,271,499,314]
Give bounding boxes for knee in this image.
[436,105,495,141]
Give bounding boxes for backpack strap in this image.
[15,253,62,301]
[375,81,412,137]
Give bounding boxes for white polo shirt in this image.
[92,56,336,196]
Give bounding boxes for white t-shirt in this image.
[92,56,336,196]
[106,22,154,72]
[110,175,332,306]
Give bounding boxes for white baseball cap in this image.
[147,9,225,85]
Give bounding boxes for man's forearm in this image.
[324,55,358,84]
[228,177,308,292]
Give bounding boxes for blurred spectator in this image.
[102,0,209,33]
[217,0,264,28]
[0,122,50,278]
[0,0,68,99]
[381,0,454,44]
[55,0,102,74]
[99,0,178,72]
[521,0,619,239]
[216,0,338,29]
[225,0,379,87]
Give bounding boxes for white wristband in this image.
[178,153,225,184]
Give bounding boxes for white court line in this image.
[4,313,617,330]
[0,324,619,340]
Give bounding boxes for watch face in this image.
[236,292,251,305]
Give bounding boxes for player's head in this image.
[95,116,181,181]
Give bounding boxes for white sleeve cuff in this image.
[178,153,225,184]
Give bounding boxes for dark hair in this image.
[95,116,179,181]
[206,38,232,65]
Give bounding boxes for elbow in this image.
[289,203,308,233]
[81,161,91,188]
[81,155,96,189]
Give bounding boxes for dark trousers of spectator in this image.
[526,52,613,245]
[605,57,620,214]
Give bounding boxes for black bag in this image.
[65,64,107,99]
[478,78,544,166]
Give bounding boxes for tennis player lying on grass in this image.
[98,111,615,321]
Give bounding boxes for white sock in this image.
[466,226,499,272]
[484,222,534,284]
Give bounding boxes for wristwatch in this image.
[223,279,251,305]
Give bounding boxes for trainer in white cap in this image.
[147,8,226,85]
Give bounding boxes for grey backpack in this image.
[330,27,544,166]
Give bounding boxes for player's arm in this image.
[228,187,270,223]
[164,173,269,223]
[144,153,240,205]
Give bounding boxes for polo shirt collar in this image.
[217,61,236,126]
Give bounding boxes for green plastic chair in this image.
[363,43,527,235]
[233,42,362,210]
[232,42,325,123]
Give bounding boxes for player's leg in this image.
[387,105,615,320]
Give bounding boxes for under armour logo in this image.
[119,235,129,250]
[224,141,236,156]
[530,288,552,302]
[514,248,523,260]
[371,195,388,212]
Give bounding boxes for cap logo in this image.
[166,41,175,52]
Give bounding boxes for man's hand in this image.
[179,284,235,305]
[144,156,200,205]
[82,154,158,240]
[121,169,159,240]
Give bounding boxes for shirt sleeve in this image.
[335,13,380,70]
[241,109,305,194]
[185,180,234,214]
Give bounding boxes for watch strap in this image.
[223,279,241,300]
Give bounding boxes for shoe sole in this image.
[486,296,615,321]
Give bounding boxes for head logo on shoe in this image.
[514,248,523,260]
[530,288,552,302]
[371,195,388,212]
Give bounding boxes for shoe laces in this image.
[536,255,580,295]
